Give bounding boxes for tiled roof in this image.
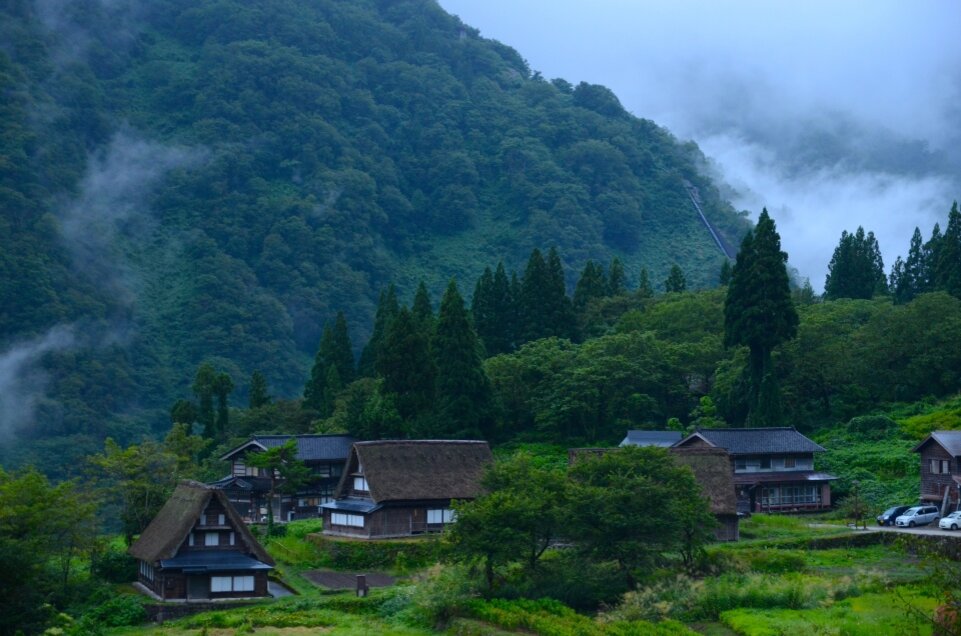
[620,430,682,447]
[677,428,825,454]
[913,431,961,456]
[732,471,838,485]
[220,434,356,462]
[159,551,273,572]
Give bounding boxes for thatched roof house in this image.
[129,481,274,601]
[320,440,493,538]
[670,447,739,541]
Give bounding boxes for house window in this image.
[353,477,369,492]
[331,512,365,527]
[735,458,746,471]
[942,460,951,474]
[760,458,771,470]
[139,561,154,582]
[229,532,235,546]
[219,514,225,525]
[932,459,943,474]
[783,457,796,469]
[427,509,456,524]
[316,464,332,478]
[211,575,254,593]
[205,532,219,546]
[188,533,195,547]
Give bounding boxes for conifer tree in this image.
[824,226,887,299]
[608,257,627,295]
[519,248,550,343]
[664,264,687,293]
[573,260,608,310]
[432,280,492,439]
[378,307,434,422]
[723,209,798,426]
[411,280,434,329]
[546,247,578,340]
[891,227,927,304]
[923,223,943,292]
[192,362,217,438]
[489,262,515,355]
[472,267,496,355]
[719,259,732,286]
[358,285,398,376]
[248,371,271,409]
[636,267,653,299]
[170,399,197,430]
[213,372,234,435]
[304,312,355,415]
[934,202,961,298]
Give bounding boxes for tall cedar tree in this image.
[719,259,732,286]
[546,247,578,341]
[519,248,551,343]
[924,223,943,291]
[573,260,608,310]
[664,264,687,292]
[358,285,398,376]
[432,280,493,439]
[472,266,497,355]
[823,226,887,299]
[248,370,271,409]
[489,262,516,355]
[377,306,435,421]
[304,312,355,415]
[608,257,627,295]
[411,280,434,330]
[890,228,928,304]
[636,267,654,299]
[723,209,798,426]
[213,372,234,436]
[934,202,961,298]
[192,362,217,438]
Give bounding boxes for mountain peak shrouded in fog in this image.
[441,0,961,288]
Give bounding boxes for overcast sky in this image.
[440,1,961,288]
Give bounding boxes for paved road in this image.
[852,523,961,538]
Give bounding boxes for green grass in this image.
[720,588,939,635]
[735,513,849,542]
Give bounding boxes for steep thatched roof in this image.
[128,481,274,566]
[670,447,737,516]
[337,441,493,503]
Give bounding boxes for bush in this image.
[308,534,441,571]
[69,594,146,634]
[91,548,137,583]
[742,549,807,574]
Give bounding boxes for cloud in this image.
[59,130,204,304]
[0,326,76,439]
[440,0,961,288]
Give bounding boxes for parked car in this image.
[877,505,912,526]
[939,511,961,530]
[895,506,940,527]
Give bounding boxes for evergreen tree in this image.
[719,259,732,286]
[545,247,578,341]
[664,264,687,293]
[358,285,398,376]
[519,248,550,343]
[472,267,496,355]
[489,262,516,355]
[923,223,943,292]
[304,312,355,415]
[889,256,910,305]
[892,227,926,304]
[248,371,271,409]
[170,399,197,432]
[432,280,492,439]
[192,362,217,438]
[378,307,435,422]
[573,260,608,310]
[411,280,434,329]
[723,208,798,426]
[934,202,961,298]
[636,267,653,299]
[824,226,887,299]
[322,365,343,420]
[213,372,234,436]
[608,257,627,295]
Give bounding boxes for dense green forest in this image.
[0,0,749,470]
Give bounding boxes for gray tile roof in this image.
[320,497,381,514]
[916,431,961,456]
[221,434,356,462]
[620,430,682,447]
[159,551,273,572]
[679,428,825,454]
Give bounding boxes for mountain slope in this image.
[0,0,749,471]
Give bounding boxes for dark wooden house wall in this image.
[919,444,959,502]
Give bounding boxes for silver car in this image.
[895,505,939,527]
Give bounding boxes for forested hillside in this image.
[0,0,749,468]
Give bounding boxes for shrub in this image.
[69,594,146,634]
[91,548,137,583]
[742,549,807,574]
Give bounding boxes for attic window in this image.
[353,477,369,492]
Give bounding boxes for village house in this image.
[674,427,836,513]
[128,481,274,601]
[320,440,493,539]
[209,434,355,522]
[912,430,961,513]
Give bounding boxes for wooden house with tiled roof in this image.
[674,427,836,513]
[912,431,961,512]
[128,481,274,601]
[320,440,493,538]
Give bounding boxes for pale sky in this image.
[440,1,961,288]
